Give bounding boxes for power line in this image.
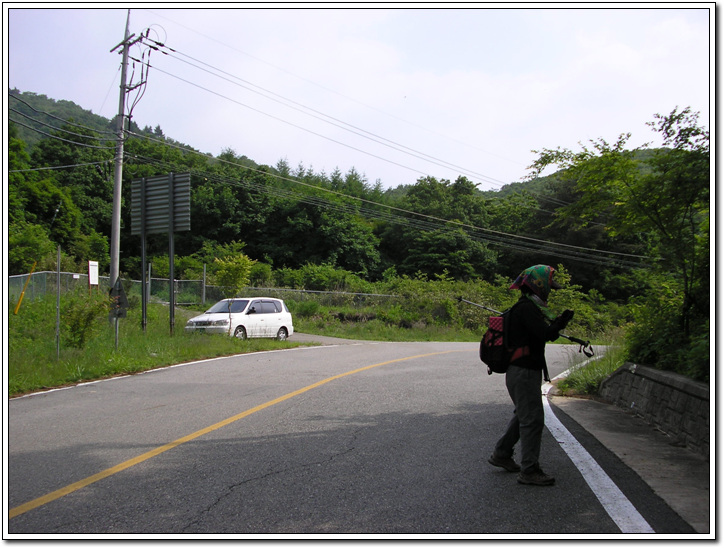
[142,37,508,188]
[128,50,577,219]
[133,37,590,215]
[128,58,435,178]
[9,94,117,137]
[9,118,116,151]
[9,160,112,173]
[142,8,526,173]
[9,107,114,144]
[9,53,570,216]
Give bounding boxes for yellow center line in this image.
[9,350,459,519]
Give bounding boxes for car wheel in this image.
[233,326,247,340]
[276,327,288,341]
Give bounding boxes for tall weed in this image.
[557,331,626,396]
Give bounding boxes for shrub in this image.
[377,304,419,328]
[250,262,273,287]
[62,290,110,349]
[291,300,322,318]
[298,263,352,291]
[274,267,303,289]
[681,324,709,382]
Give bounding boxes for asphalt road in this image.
[7,338,692,536]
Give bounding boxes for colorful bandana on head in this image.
[510,265,560,319]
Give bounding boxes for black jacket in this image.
[506,296,568,372]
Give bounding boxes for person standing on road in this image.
[488,264,574,486]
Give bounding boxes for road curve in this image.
[7,340,691,535]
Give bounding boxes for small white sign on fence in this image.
[88,261,99,287]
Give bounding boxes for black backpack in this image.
[479,309,513,376]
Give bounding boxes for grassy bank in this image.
[8,295,312,397]
[8,293,478,397]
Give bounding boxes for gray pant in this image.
[493,365,544,473]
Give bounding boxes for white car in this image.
[185,298,294,340]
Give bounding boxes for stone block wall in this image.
[599,363,709,457]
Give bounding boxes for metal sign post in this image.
[140,176,147,332]
[168,173,175,335]
[131,172,191,335]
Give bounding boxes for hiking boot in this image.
[517,467,555,486]
[488,454,521,473]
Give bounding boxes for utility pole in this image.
[109,10,133,286]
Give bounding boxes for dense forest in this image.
[7,89,710,380]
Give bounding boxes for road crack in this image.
[182,429,362,533]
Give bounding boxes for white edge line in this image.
[542,363,655,535]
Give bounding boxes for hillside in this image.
[9,89,118,149]
[8,88,202,156]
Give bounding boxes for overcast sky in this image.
[5,5,712,191]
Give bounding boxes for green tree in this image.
[8,221,56,275]
[377,175,495,280]
[30,121,114,237]
[8,123,87,267]
[529,107,709,378]
[8,122,35,238]
[70,229,111,273]
[530,108,708,334]
[213,254,256,299]
[255,198,380,276]
[395,228,495,280]
[13,176,82,249]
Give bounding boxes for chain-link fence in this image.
[238,287,400,308]
[8,271,113,304]
[8,271,398,309]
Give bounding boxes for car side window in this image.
[260,301,277,314]
[248,300,261,314]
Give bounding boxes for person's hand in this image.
[555,309,574,330]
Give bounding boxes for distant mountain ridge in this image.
[8,87,560,195]
[9,88,119,148]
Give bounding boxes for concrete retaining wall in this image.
[599,363,709,457]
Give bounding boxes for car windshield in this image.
[205,299,249,314]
